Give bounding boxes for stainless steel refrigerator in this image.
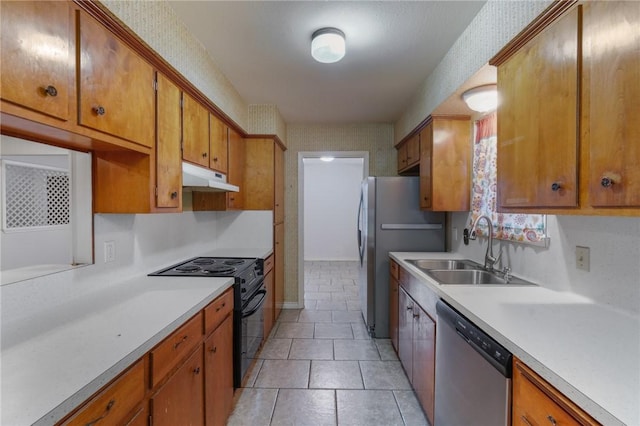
[357,176,445,338]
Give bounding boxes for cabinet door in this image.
[274,222,285,320]
[1,1,71,121]
[432,118,471,211]
[389,274,399,352]
[398,287,413,381]
[412,304,436,426]
[264,269,275,338]
[156,73,182,209]
[227,128,245,209]
[182,93,210,167]
[397,143,408,172]
[274,145,285,224]
[406,133,420,168]
[497,8,579,208]
[209,114,228,174]
[244,139,275,210]
[585,1,640,207]
[204,315,234,426]
[151,348,204,426]
[419,123,433,210]
[78,12,154,148]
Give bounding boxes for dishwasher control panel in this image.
[437,300,512,377]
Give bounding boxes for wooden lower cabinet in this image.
[204,314,234,426]
[264,267,275,338]
[398,279,436,425]
[411,303,435,426]
[513,357,599,426]
[398,287,414,380]
[389,271,399,351]
[150,347,204,426]
[61,360,145,426]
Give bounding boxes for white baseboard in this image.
[282,302,303,309]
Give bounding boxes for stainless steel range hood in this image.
[182,162,239,192]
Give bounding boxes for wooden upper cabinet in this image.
[226,128,245,210]
[1,1,72,121]
[182,93,210,167]
[274,144,285,224]
[397,133,420,174]
[77,11,154,148]
[156,73,182,210]
[244,139,275,210]
[419,123,433,210]
[584,1,640,208]
[496,7,579,209]
[209,114,228,174]
[419,116,471,212]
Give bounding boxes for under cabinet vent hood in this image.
[182,162,239,192]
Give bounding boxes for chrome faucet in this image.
[469,215,500,271]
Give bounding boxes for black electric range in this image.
[149,256,265,388]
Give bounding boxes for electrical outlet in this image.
[452,227,458,242]
[576,246,590,271]
[104,241,116,263]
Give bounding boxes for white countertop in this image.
[1,247,273,426]
[390,252,640,426]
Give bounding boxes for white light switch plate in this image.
[576,246,590,271]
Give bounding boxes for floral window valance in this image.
[469,112,548,246]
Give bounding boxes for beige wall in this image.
[283,124,395,304]
[394,0,551,143]
[248,105,288,146]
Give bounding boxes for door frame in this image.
[297,151,369,308]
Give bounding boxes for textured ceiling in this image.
[168,1,487,124]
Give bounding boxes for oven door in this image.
[241,283,266,382]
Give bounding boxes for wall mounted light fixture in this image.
[311,28,346,64]
[462,84,498,113]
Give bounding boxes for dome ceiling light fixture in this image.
[462,84,499,113]
[311,27,346,64]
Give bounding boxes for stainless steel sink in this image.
[407,259,482,271]
[425,269,535,286]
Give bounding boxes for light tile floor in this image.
[228,261,429,426]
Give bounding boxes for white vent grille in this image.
[3,161,70,230]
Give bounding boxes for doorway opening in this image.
[297,151,369,308]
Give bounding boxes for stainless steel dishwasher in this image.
[434,300,512,426]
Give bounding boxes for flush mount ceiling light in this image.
[311,28,346,64]
[462,84,498,113]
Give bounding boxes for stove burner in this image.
[175,265,201,273]
[224,259,246,266]
[192,258,216,265]
[204,265,236,275]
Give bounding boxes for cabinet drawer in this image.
[264,255,274,275]
[390,260,399,280]
[204,288,234,335]
[399,265,411,288]
[513,359,599,426]
[62,360,144,426]
[151,312,203,388]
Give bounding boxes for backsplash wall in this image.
[2,211,272,323]
[450,213,640,315]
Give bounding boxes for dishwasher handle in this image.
[436,300,512,378]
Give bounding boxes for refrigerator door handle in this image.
[380,223,443,230]
[357,189,364,264]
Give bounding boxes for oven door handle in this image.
[242,289,267,318]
